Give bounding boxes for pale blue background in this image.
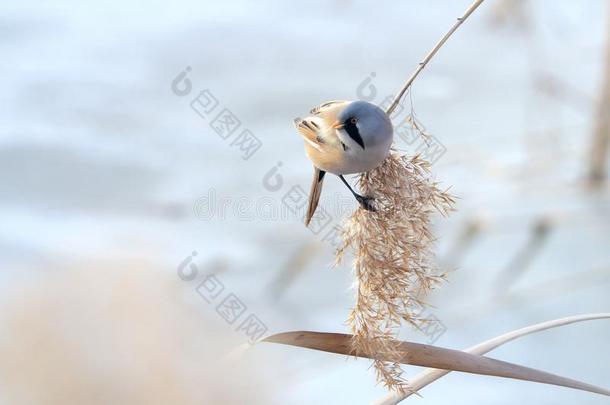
[1,1,609,404]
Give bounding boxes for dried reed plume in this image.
[336,0,484,390]
[336,153,454,390]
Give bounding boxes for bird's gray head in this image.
[336,101,393,150]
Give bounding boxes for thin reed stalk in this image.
[386,0,486,116]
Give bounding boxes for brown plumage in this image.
[295,101,349,225]
[295,101,349,174]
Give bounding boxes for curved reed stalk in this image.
[374,313,610,404]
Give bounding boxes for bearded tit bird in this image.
[294,100,393,226]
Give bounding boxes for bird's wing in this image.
[294,100,351,174]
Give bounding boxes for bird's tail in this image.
[305,168,325,227]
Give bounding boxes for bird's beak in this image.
[331,121,344,130]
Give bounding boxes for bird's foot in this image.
[355,195,376,212]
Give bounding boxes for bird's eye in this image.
[350,117,358,125]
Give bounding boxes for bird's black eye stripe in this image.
[344,118,365,149]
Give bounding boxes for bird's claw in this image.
[356,195,376,212]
